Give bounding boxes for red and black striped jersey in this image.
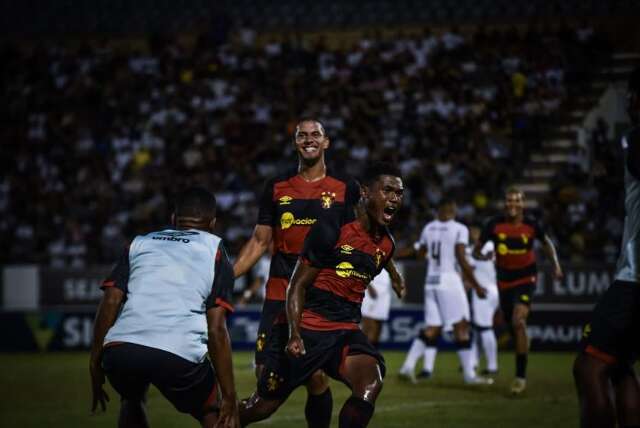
[479,215,546,290]
[300,218,395,331]
[257,169,361,300]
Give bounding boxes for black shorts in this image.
[102,343,218,419]
[255,299,286,365]
[499,283,534,324]
[257,326,385,400]
[578,280,640,366]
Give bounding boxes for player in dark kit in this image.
[474,187,562,395]
[573,68,640,428]
[233,120,405,428]
[238,162,403,428]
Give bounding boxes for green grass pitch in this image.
[0,351,578,427]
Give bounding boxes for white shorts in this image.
[471,284,499,328]
[361,270,392,321]
[424,272,470,328]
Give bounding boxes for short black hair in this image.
[629,67,640,95]
[295,118,326,136]
[361,162,402,186]
[174,187,217,219]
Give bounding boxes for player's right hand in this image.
[215,397,239,428]
[286,335,306,358]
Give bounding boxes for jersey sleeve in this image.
[456,225,469,245]
[624,129,640,180]
[301,217,340,268]
[101,245,130,293]
[205,243,235,312]
[256,177,276,226]
[342,178,361,224]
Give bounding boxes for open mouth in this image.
[382,206,397,222]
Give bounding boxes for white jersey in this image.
[104,229,231,363]
[468,241,497,290]
[418,219,468,285]
[361,269,392,321]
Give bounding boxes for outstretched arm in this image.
[89,287,124,413]
[233,225,273,278]
[542,235,563,279]
[286,261,321,357]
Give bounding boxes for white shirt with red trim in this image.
[104,229,224,363]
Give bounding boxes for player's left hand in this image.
[391,273,406,299]
[553,265,564,280]
[286,335,306,358]
[90,360,110,414]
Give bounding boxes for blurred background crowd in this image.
[1,1,636,267]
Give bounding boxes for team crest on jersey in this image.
[520,294,530,303]
[498,233,507,241]
[521,234,529,244]
[375,248,386,268]
[340,244,354,254]
[279,195,293,205]
[320,191,336,209]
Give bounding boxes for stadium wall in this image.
[0,261,613,352]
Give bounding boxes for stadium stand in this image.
[0,2,638,266]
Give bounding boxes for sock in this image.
[516,353,528,379]
[456,339,475,380]
[305,388,333,428]
[423,346,438,373]
[339,396,374,428]
[401,338,425,373]
[480,329,498,371]
[469,328,479,370]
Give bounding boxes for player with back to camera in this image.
[399,198,493,385]
[573,67,640,428]
[89,187,239,428]
[238,162,403,428]
[232,119,405,428]
[474,186,562,395]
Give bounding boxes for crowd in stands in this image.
[0,22,618,266]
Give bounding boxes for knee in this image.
[425,327,440,340]
[511,317,527,333]
[360,377,383,404]
[453,322,470,341]
[307,370,329,395]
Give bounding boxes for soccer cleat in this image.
[464,376,494,386]
[398,369,417,384]
[416,370,432,380]
[510,377,527,395]
[481,369,498,376]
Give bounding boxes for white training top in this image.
[418,219,469,281]
[468,241,497,290]
[104,229,224,363]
